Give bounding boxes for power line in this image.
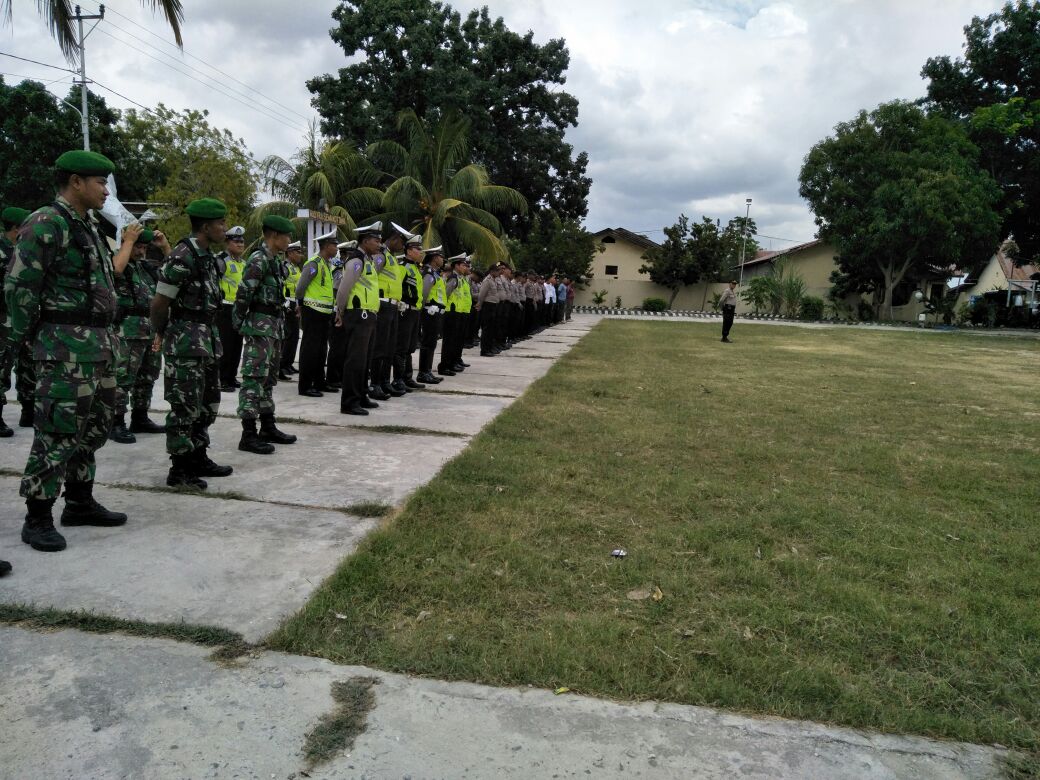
[93,27,307,133]
[0,52,77,73]
[93,2,312,124]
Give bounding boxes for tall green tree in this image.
[799,101,1002,320]
[1,0,184,61]
[308,0,589,235]
[367,109,527,262]
[922,1,1040,260]
[725,215,761,271]
[506,212,599,283]
[119,104,257,239]
[639,215,738,308]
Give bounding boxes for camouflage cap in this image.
[1,206,31,226]
[55,150,115,177]
[185,198,227,219]
[262,214,295,235]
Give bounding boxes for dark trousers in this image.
[722,305,735,339]
[479,303,498,353]
[394,308,420,381]
[281,307,299,370]
[326,316,347,385]
[338,309,377,410]
[439,311,464,371]
[370,300,399,387]
[466,309,480,345]
[523,300,535,335]
[217,303,243,386]
[298,306,332,392]
[419,310,441,372]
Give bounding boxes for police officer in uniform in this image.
[7,150,130,551]
[477,263,502,356]
[235,215,298,454]
[151,198,233,490]
[279,239,304,379]
[438,253,471,376]
[391,228,427,393]
[325,240,356,389]
[0,205,31,437]
[335,222,382,415]
[416,247,446,384]
[295,230,338,397]
[370,226,407,399]
[216,225,246,392]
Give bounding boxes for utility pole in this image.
[737,198,752,287]
[72,5,105,150]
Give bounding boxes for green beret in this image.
[1,207,31,226]
[55,150,115,177]
[135,228,155,244]
[262,215,295,236]
[185,198,228,219]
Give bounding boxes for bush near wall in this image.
[642,297,669,312]
[799,296,825,320]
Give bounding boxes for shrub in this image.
[709,291,722,312]
[799,295,825,320]
[857,299,875,321]
[614,296,622,308]
[591,289,607,305]
[642,297,669,312]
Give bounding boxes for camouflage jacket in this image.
[115,259,154,340]
[233,242,286,339]
[4,196,117,363]
[0,235,12,323]
[157,236,222,359]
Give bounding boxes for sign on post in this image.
[296,209,347,256]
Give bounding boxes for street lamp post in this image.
[737,198,752,288]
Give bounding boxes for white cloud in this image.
[0,0,1008,246]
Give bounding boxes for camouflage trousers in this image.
[132,342,161,412]
[0,340,36,408]
[114,338,150,417]
[20,359,115,499]
[164,356,220,456]
[237,335,280,420]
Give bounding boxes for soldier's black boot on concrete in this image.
[61,481,128,527]
[22,498,65,552]
[192,447,233,478]
[129,408,165,434]
[0,410,12,438]
[259,413,296,445]
[167,454,207,490]
[18,402,33,428]
[239,419,275,454]
[108,414,137,444]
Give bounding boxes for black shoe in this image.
[22,522,66,552]
[341,404,369,416]
[259,415,297,445]
[323,382,342,391]
[61,497,128,527]
[403,378,426,390]
[129,409,165,434]
[416,371,437,384]
[390,380,411,394]
[721,337,732,343]
[437,367,457,376]
[167,455,207,490]
[383,382,405,397]
[18,403,33,428]
[239,419,276,454]
[287,366,298,374]
[221,384,236,393]
[457,360,470,368]
[193,448,233,478]
[368,386,391,401]
[108,415,137,444]
[0,559,10,576]
[299,388,323,398]
[278,370,291,381]
[480,351,496,357]
[231,379,242,389]
[361,398,380,409]
[452,363,467,372]
[0,413,12,438]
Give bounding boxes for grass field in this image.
[268,320,1040,751]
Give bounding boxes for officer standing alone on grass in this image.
[720,280,738,343]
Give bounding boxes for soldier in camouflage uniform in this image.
[5,151,134,552]
[234,214,298,454]
[150,198,233,490]
[0,206,31,437]
[129,230,166,434]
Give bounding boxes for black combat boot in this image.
[60,481,128,527]
[22,498,64,552]
[259,413,296,445]
[129,408,165,434]
[167,454,207,490]
[192,447,233,478]
[0,409,12,438]
[239,418,275,454]
[108,414,137,444]
[18,402,33,428]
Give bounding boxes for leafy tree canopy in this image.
[639,214,742,307]
[799,101,1002,320]
[308,0,590,235]
[506,211,599,283]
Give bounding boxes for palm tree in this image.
[251,121,384,239]
[3,1,184,61]
[367,109,527,262]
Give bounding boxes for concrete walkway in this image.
[0,315,1009,779]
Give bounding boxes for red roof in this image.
[737,239,822,270]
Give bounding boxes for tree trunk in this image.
[879,258,913,321]
[669,287,680,308]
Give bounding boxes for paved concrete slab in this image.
[0,626,1006,780]
[0,478,374,642]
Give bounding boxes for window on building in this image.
[604,265,619,277]
[602,236,616,243]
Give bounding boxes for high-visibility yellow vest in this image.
[378,252,404,301]
[284,262,302,301]
[346,258,380,311]
[405,263,423,310]
[426,273,446,307]
[455,277,472,314]
[302,255,334,314]
[220,255,244,302]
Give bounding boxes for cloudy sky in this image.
[0,0,1006,248]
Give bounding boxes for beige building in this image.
[953,248,1040,311]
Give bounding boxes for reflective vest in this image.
[456,277,472,314]
[219,254,244,302]
[378,252,404,301]
[346,257,380,311]
[302,255,334,314]
[425,271,446,307]
[284,262,302,302]
[404,263,423,310]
